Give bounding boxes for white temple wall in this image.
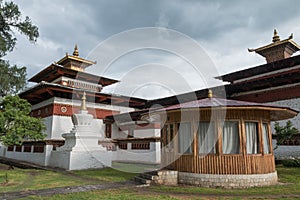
[33,97,136,139]
[4,145,53,166]
[115,142,161,164]
[48,116,73,139]
[133,128,161,138]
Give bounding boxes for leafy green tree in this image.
[0,0,39,57]
[274,120,298,146]
[0,0,39,96]
[0,60,26,96]
[0,95,46,146]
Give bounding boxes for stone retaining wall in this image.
[153,170,178,185]
[178,171,278,188]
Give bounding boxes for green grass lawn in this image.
[1,163,300,199]
[0,163,135,193]
[22,189,178,200]
[149,165,300,197]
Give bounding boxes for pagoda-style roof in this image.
[216,54,300,83]
[248,30,300,63]
[57,53,96,70]
[56,45,96,72]
[151,97,298,121]
[106,95,298,123]
[19,82,146,108]
[29,63,118,87]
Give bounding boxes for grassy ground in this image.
[0,163,136,193]
[1,163,300,199]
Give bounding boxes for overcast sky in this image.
[4,0,300,99]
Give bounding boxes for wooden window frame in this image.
[244,120,262,155]
[221,120,241,155]
[105,123,112,138]
[177,122,193,155]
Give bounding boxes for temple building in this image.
[2,45,161,167]
[0,30,299,187]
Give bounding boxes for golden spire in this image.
[272,29,280,43]
[73,44,79,57]
[80,91,87,110]
[208,89,213,98]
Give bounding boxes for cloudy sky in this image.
[4,0,300,99]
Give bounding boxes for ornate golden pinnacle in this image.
[208,89,213,98]
[73,44,79,57]
[272,29,280,43]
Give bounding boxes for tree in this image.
[0,0,39,57]
[0,95,46,146]
[0,60,26,96]
[0,0,39,96]
[274,120,298,146]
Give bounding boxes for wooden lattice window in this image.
[7,146,14,151]
[131,142,150,150]
[15,145,22,152]
[105,124,112,138]
[33,144,44,153]
[23,145,32,152]
[118,143,128,150]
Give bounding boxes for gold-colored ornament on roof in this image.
[208,89,213,98]
[73,44,79,57]
[272,29,280,43]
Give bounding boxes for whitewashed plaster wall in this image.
[115,142,161,164]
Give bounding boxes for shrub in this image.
[282,159,300,167]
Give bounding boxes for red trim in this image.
[31,103,120,119]
[233,84,300,102]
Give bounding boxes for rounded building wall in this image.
[161,109,276,175]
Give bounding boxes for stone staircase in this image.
[134,170,178,185]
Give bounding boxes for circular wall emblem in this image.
[61,106,68,113]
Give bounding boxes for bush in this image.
[282,159,300,167]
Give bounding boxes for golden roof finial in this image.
[80,91,87,110]
[73,44,79,57]
[208,89,213,98]
[272,29,280,43]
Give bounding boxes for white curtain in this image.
[222,121,240,154]
[245,122,259,154]
[178,122,192,154]
[198,122,215,154]
[262,123,270,154]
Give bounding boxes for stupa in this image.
[50,92,113,170]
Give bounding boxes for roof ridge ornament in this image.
[73,44,79,57]
[272,29,280,43]
[208,89,213,98]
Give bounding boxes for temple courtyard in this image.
[0,162,300,199]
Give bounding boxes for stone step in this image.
[139,173,158,180]
[145,170,159,176]
[134,176,151,185]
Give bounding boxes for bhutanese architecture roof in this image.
[56,45,96,71]
[151,97,298,121]
[216,54,300,83]
[106,95,298,123]
[247,30,300,63]
[19,81,146,108]
[29,63,118,86]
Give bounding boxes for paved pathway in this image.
[0,181,139,200]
